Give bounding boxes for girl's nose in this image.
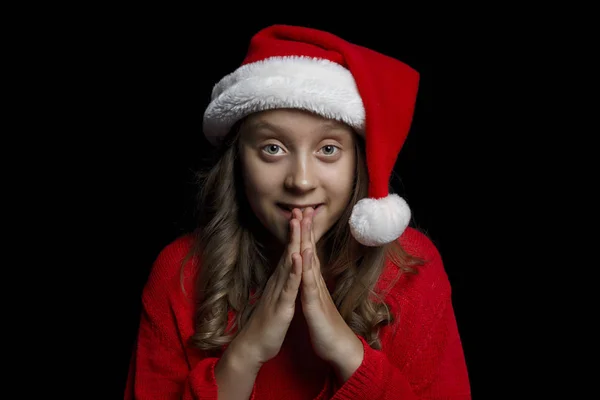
[284,158,317,193]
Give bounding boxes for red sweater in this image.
[125,227,470,399]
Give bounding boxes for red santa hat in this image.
[203,25,420,247]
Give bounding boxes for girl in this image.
[125,25,470,399]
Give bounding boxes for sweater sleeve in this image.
[124,298,221,399]
[124,237,256,400]
[329,230,471,399]
[331,296,470,399]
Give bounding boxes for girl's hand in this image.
[297,207,364,382]
[230,214,303,366]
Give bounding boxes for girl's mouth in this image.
[276,203,323,217]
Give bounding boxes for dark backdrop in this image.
[87,16,508,399]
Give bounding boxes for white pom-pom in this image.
[349,194,411,246]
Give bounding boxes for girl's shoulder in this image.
[382,226,453,303]
[142,233,199,304]
[397,226,444,265]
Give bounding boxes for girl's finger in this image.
[301,211,312,255]
[309,214,321,276]
[288,218,301,263]
[277,218,300,294]
[280,252,302,306]
[293,208,303,221]
[310,215,316,247]
[301,248,318,301]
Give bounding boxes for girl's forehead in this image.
[240,110,355,142]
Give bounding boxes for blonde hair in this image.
[184,122,423,353]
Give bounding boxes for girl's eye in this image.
[263,144,283,155]
[320,145,339,156]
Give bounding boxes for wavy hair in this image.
[184,121,423,353]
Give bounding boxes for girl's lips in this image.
[277,204,323,219]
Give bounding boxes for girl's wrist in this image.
[215,338,262,400]
[225,333,265,374]
[330,334,364,383]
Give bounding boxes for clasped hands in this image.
[289,207,364,382]
[232,207,364,384]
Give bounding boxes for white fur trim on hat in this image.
[349,194,411,247]
[203,56,365,146]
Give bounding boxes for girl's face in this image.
[239,109,357,245]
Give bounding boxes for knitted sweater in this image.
[124,227,470,399]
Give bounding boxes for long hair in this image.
[184,122,423,353]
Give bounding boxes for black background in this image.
[53,12,533,399]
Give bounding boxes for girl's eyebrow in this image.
[245,120,351,141]
[244,120,287,136]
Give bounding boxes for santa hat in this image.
[203,25,420,247]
